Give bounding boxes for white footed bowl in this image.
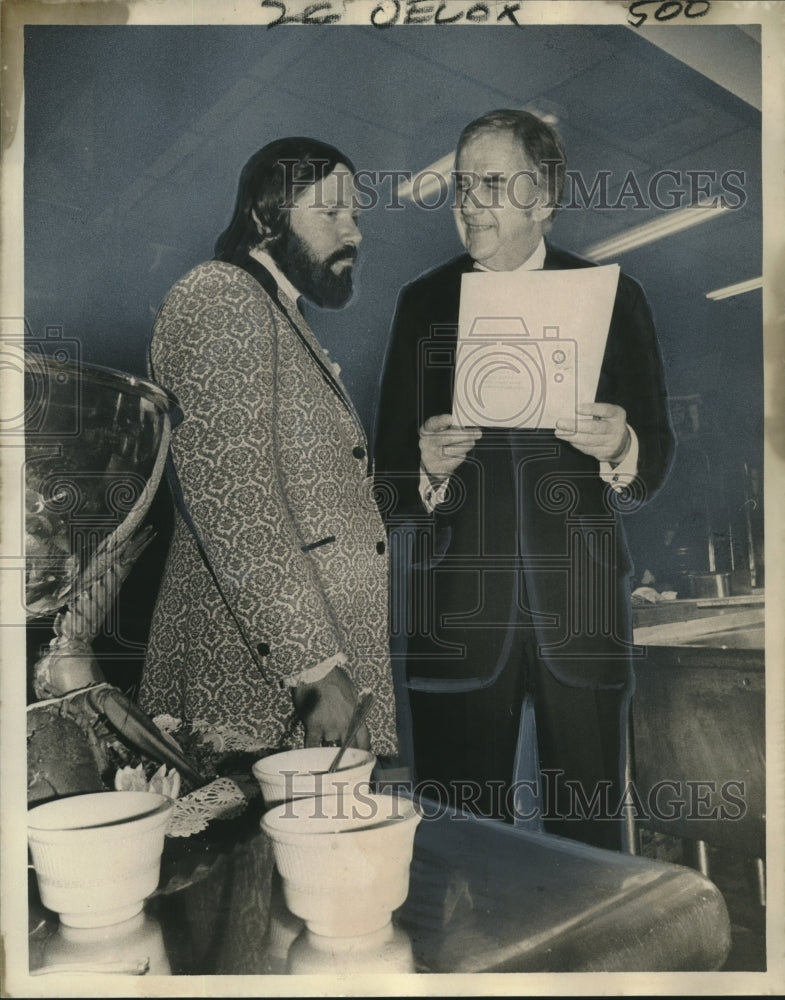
[42,911,172,975]
[287,921,415,974]
[261,791,421,938]
[28,791,173,928]
[252,747,376,808]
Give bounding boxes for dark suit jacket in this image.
[373,244,675,692]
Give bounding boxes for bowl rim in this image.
[251,746,376,779]
[260,791,421,839]
[28,790,174,833]
[24,352,181,420]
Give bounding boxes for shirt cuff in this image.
[419,466,451,512]
[600,425,639,492]
[283,652,347,689]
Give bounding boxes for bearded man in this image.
[139,138,397,757]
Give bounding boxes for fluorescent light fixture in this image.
[397,151,455,203]
[705,276,763,301]
[583,202,731,261]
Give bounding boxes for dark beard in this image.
[267,229,356,309]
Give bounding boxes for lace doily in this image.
[166,776,250,838]
[111,715,275,837]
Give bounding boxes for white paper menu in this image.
[452,264,620,432]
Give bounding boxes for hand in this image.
[419,414,482,484]
[292,666,371,750]
[555,403,631,464]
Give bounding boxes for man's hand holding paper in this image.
[420,414,482,484]
[556,402,631,465]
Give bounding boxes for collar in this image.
[248,247,303,311]
[473,238,547,273]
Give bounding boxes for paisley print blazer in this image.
[139,260,397,754]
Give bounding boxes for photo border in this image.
[2,1,783,996]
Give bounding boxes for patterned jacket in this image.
[139,258,397,754]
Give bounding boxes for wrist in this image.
[608,427,632,467]
[422,465,447,489]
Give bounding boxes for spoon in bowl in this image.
[327,693,375,774]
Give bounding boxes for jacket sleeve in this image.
[372,284,432,523]
[601,274,676,507]
[150,265,344,684]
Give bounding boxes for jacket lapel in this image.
[237,253,366,436]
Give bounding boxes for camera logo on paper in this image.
[452,317,577,432]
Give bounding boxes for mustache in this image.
[325,246,358,267]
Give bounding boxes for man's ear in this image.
[530,200,553,228]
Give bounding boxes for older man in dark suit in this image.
[374,110,675,849]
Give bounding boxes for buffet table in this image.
[28,790,731,977]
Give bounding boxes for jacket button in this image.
[256,642,271,657]
[376,541,386,555]
[352,445,366,460]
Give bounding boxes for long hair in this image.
[456,109,566,226]
[213,137,356,263]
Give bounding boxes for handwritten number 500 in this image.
[628,1,710,27]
